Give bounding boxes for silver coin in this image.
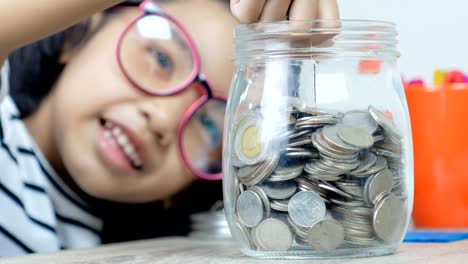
[260,180,298,200]
[253,219,293,251]
[289,129,313,140]
[337,124,374,149]
[236,190,264,228]
[342,111,379,135]
[287,216,309,239]
[232,219,255,249]
[237,164,258,180]
[350,152,377,174]
[285,150,319,159]
[373,134,386,142]
[270,198,290,212]
[318,182,353,199]
[288,191,326,228]
[287,137,312,148]
[373,193,406,243]
[351,156,387,177]
[232,153,246,168]
[240,152,280,187]
[312,132,357,159]
[367,169,394,204]
[368,105,402,141]
[268,170,302,182]
[307,219,345,250]
[322,125,360,152]
[330,198,365,207]
[332,204,373,217]
[249,186,271,218]
[275,164,304,175]
[251,226,263,250]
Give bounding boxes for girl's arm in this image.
[0,0,125,64]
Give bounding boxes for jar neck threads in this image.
[233,20,399,62]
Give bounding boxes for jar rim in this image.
[233,19,399,62]
[236,19,396,33]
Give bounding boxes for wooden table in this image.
[1,238,467,264]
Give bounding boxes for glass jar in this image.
[223,20,413,259]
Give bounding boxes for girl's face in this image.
[28,0,238,202]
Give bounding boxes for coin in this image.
[235,118,268,165]
[373,193,406,243]
[236,190,264,228]
[233,218,255,249]
[342,111,379,135]
[260,180,298,200]
[238,152,280,186]
[337,124,374,149]
[253,219,293,251]
[275,164,304,175]
[268,170,302,182]
[288,191,326,228]
[318,182,353,199]
[367,169,394,204]
[349,152,377,174]
[270,198,290,212]
[287,137,312,148]
[368,105,402,141]
[322,125,360,152]
[307,219,345,250]
[232,153,246,168]
[249,185,271,218]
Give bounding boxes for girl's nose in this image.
[137,98,183,148]
[137,88,198,148]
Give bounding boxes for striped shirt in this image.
[0,63,102,257]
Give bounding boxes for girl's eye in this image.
[150,48,173,77]
[198,114,222,148]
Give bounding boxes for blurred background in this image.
[339,0,468,81]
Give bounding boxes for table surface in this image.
[1,238,467,264]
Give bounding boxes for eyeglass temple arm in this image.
[197,75,214,98]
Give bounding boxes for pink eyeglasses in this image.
[115,0,226,180]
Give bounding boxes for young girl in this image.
[0,0,339,257]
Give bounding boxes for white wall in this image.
[338,0,468,82]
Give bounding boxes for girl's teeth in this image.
[112,127,122,136]
[104,130,112,138]
[132,159,142,167]
[103,120,142,169]
[117,134,128,145]
[123,144,135,155]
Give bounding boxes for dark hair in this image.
[8,22,92,118]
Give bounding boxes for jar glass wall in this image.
[223,20,413,259]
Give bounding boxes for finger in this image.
[318,0,340,28]
[288,0,319,21]
[259,0,292,22]
[230,0,267,24]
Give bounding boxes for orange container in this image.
[405,83,468,227]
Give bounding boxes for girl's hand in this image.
[230,0,340,23]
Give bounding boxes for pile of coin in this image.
[230,102,407,251]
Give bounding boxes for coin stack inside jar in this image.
[230,101,408,252]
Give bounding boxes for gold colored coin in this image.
[241,125,262,158]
